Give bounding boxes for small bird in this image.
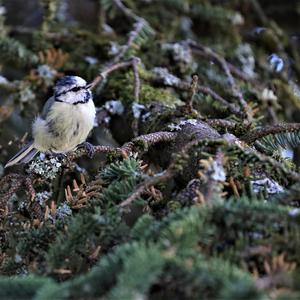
[5,75,96,168]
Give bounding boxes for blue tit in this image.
[5,75,96,168]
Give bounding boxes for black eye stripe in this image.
[71,86,82,92]
[55,86,85,97]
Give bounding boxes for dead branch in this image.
[112,0,141,22]
[150,67,245,118]
[113,20,146,63]
[187,40,247,108]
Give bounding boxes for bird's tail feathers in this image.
[4,142,39,168]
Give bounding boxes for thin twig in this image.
[149,69,245,118]
[191,47,254,83]
[89,59,135,89]
[113,20,146,63]
[132,57,141,102]
[89,57,142,106]
[186,74,199,112]
[197,85,245,117]
[112,0,141,21]
[187,40,250,120]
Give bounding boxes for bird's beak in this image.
[86,83,93,89]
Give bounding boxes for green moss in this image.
[105,70,183,107]
[140,84,183,107]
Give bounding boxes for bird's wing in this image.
[41,96,55,119]
[4,141,39,168]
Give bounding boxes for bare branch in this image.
[149,68,245,118]
[187,40,251,121]
[113,20,146,63]
[112,0,141,22]
[89,59,135,89]
[197,85,245,118]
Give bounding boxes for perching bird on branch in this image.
[5,76,96,168]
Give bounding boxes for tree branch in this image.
[241,123,300,144]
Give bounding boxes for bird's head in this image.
[54,76,92,104]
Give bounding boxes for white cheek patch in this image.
[58,91,76,104]
[57,89,91,104]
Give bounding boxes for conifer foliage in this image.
[1,0,300,299]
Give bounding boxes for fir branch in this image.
[68,131,177,161]
[0,174,35,218]
[0,276,53,299]
[241,123,300,144]
[64,176,103,210]
[0,36,39,67]
[119,170,173,207]
[119,132,219,208]
[101,158,141,182]
[1,131,177,209]
[106,243,164,300]
[206,119,238,131]
[103,177,138,205]
[130,131,177,149]
[224,142,300,183]
[67,145,116,161]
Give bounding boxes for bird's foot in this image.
[48,151,69,163]
[79,142,96,158]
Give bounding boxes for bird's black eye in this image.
[71,86,82,92]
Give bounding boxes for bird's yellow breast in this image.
[32,100,96,152]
